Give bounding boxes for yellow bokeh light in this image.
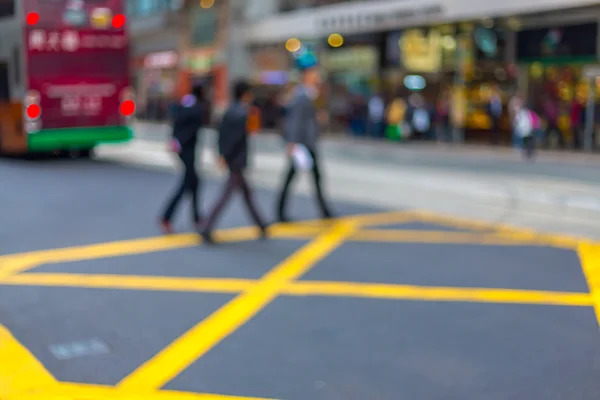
[285,38,301,52]
[200,0,214,8]
[328,33,343,48]
[530,63,543,79]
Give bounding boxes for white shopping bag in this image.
[292,144,313,170]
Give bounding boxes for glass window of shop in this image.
[322,43,381,132]
[382,21,517,143]
[0,0,14,18]
[279,0,364,12]
[467,21,515,138]
[190,7,217,47]
[126,0,170,17]
[383,26,456,107]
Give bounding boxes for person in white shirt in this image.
[514,106,537,159]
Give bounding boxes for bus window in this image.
[0,63,9,101]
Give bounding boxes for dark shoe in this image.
[200,230,215,245]
[278,215,291,223]
[322,212,335,220]
[159,219,175,235]
[259,224,269,240]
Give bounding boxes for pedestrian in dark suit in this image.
[276,52,334,222]
[159,84,208,234]
[199,80,268,244]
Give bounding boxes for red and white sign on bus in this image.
[28,29,126,52]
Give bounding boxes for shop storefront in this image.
[321,33,384,95]
[180,48,228,111]
[177,1,230,116]
[320,33,384,132]
[132,50,181,121]
[247,45,293,128]
[382,20,517,143]
[249,46,291,87]
[517,21,599,148]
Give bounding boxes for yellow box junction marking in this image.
[117,221,358,390]
[3,272,592,307]
[0,209,597,399]
[0,325,57,397]
[578,242,600,328]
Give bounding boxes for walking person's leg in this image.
[276,159,297,222]
[309,150,333,219]
[237,171,268,236]
[200,173,239,243]
[189,170,201,227]
[160,153,188,233]
[180,150,202,227]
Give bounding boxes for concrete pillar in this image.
[226,0,280,83]
[226,0,252,83]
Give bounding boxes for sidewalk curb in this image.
[99,139,600,216]
[133,121,600,167]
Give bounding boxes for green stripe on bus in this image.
[28,126,133,151]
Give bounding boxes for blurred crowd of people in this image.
[141,78,600,154]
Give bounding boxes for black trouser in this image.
[161,149,200,223]
[203,170,265,232]
[490,116,500,144]
[522,135,535,158]
[546,123,566,148]
[277,148,331,220]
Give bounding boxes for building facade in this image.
[127,0,230,120]
[234,0,600,145]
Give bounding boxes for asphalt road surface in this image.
[2,155,600,400]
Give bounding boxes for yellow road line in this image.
[346,211,415,227]
[0,225,324,269]
[4,273,590,307]
[350,229,543,245]
[0,256,43,282]
[577,242,600,327]
[284,281,593,307]
[409,210,496,231]
[409,209,581,249]
[3,273,252,293]
[117,221,357,390]
[32,382,277,400]
[0,324,57,397]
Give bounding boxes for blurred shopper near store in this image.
[570,97,585,149]
[367,93,385,138]
[276,52,334,223]
[509,93,524,148]
[200,80,268,244]
[329,87,350,132]
[515,104,541,159]
[487,85,503,144]
[543,96,565,148]
[436,90,451,142]
[159,84,209,234]
[406,93,434,140]
[385,94,408,141]
[349,94,368,136]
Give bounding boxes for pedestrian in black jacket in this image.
[159,84,207,234]
[199,80,268,244]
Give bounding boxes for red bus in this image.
[0,0,134,156]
